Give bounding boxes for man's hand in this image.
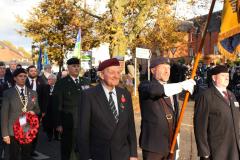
[129,157,138,160]
[56,126,63,133]
[3,136,10,144]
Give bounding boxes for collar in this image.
[28,77,37,81]
[101,83,116,96]
[70,75,79,82]
[214,84,227,96]
[16,85,26,91]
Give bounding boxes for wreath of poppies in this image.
[13,112,39,144]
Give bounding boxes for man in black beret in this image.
[1,68,40,160]
[194,65,240,160]
[53,57,90,160]
[138,56,196,160]
[78,58,138,160]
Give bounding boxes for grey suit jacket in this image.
[1,86,40,137]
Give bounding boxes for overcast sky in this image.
[0,0,222,52]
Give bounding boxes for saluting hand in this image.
[3,136,10,144]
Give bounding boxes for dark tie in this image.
[20,88,26,104]
[109,92,119,123]
[75,79,79,85]
[30,79,34,89]
[223,91,230,104]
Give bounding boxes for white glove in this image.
[179,79,196,94]
[163,83,183,97]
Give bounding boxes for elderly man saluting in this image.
[78,58,138,160]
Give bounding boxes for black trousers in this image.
[61,128,74,160]
[142,150,168,160]
[9,136,32,160]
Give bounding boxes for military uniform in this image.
[53,75,90,160]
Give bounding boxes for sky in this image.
[0,0,222,52]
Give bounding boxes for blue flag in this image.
[37,47,43,71]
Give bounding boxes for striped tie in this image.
[109,92,119,123]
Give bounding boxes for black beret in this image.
[98,58,120,71]
[0,61,5,66]
[13,68,27,77]
[67,58,80,65]
[150,57,170,68]
[211,65,228,75]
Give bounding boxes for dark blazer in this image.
[138,78,179,156]
[4,68,15,87]
[41,84,55,129]
[78,84,137,160]
[1,86,40,137]
[194,86,240,160]
[53,75,89,129]
[25,76,45,113]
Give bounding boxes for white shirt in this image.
[16,85,26,96]
[28,77,37,91]
[70,76,79,84]
[214,85,227,97]
[101,84,119,115]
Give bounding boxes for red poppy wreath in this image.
[13,112,39,144]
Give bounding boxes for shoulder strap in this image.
[159,97,174,148]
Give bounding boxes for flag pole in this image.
[169,0,217,158]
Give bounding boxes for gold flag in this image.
[218,0,240,60]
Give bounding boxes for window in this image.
[202,47,204,55]
[189,48,194,57]
[214,45,218,55]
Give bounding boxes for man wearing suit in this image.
[194,65,240,160]
[25,65,45,115]
[78,58,138,160]
[1,68,40,160]
[42,74,58,141]
[138,57,195,160]
[53,58,90,160]
[4,60,17,88]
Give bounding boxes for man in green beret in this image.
[53,57,90,160]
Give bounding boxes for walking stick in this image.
[168,0,217,159]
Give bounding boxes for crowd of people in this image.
[0,57,239,160]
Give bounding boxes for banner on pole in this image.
[218,0,240,59]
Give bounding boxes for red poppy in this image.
[121,95,126,103]
[13,112,39,144]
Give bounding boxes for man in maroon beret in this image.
[78,58,138,160]
[194,65,240,160]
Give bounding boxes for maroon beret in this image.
[98,58,120,71]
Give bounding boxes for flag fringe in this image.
[217,42,237,60]
[218,25,240,41]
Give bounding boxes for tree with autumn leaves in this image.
[17,0,186,66]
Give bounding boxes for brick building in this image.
[0,41,31,65]
[188,11,222,64]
